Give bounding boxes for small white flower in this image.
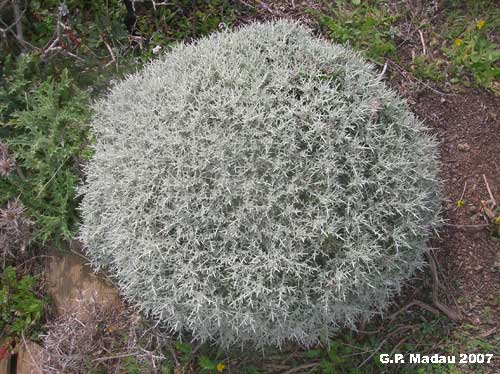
[152,45,162,55]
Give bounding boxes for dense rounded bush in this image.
[79,20,440,347]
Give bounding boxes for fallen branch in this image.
[427,252,462,321]
[388,254,462,322]
[282,362,320,374]
[388,336,411,358]
[357,338,388,368]
[388,300,441,320]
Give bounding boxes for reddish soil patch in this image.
[413,90,500,321]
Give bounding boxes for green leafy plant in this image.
[442,8,500,93]
[80,20,440,347]
[0,63,91,244]
[446,24,500,92]
[0,54,45,123]
[199,355,226,373]
[312,1,398,63]
[410,55,446,83]
[0,266,44,348]
[175,340,193,364]
[490,211,500,240]
[121,356,142,374]
[199,355,217,371]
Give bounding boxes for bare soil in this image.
[415,90,500,328]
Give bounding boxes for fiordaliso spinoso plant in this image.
[80,21,440,347]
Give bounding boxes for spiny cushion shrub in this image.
[79,20,440,347]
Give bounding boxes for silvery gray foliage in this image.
[79,20,440,347]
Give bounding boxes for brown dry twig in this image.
[377,61,388,81]
[356,338,387,368]
[418,29,426,55]
[459,181,467,203]
[396,8,443,49]
[101,34,117,67]
[0,0,24,40]
[281,362,320,374]
[426,252,462,321]
[442,223,489,230]
[482,174,497,207]
[11,0,23,41]
[356,325,416,369]
[255,0,275,14]
[388,299,441,320]
[41,2,84,62]
[239,0,276,15]
[478,327,497,338]
[388,253,462,322]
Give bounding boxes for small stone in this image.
[458,143,470,152]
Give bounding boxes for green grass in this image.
[310,0,398,64]
[410,55,446,83]
[441,2,500,93]
[309,0,499,94]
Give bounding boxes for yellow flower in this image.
[454,38,462,47]
[476,19,485,30]
[456,199,465,208]
[495,216,500,225]
[216,363,225,372]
